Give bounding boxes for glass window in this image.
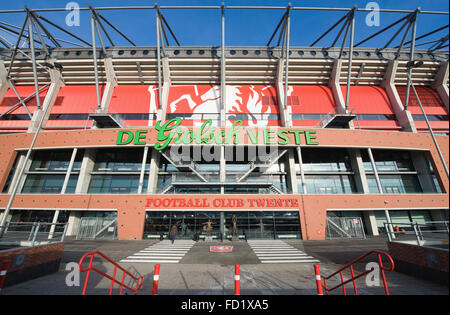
[88,174,140,194]
[366,175,380,194]
[304,175,357,194]
[22,174,65,193]
[30,150,73,171]
[379,175,422,193]
[94,148,144,172]
[301,148,352,172]
[371,150,415,172]
[10,210,55,223]
[65,175,79,194]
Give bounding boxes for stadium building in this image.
[0,4,448,241]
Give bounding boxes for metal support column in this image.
[283,4,291,115]
[296,147,307,194]
[156,6,163,111]
[408,73,449,178]
[91,14,101,109]
[220,3,226,194]
[220,3,226,127]
[28,14,42,110]
[344,7,356,111]
[404,9,419,110]
[138,146,149,194]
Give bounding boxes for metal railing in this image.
[326,217,366,239]
[315,250,395,295]
[384,221,449,246]
[78,250,144,295]
[76,217,117,240]
[0,222,68,246]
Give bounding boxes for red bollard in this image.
[152,264,160,295]
[0,260,11,293]
[234,264,240,295]
[314,264,323,295]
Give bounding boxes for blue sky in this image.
[0,0,448,48]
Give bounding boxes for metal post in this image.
[62,148,78,194]
[412,223,422,246]
[367,148,383,193]
[220,3,226,194]
[28,222,36,241]
[344,8,355,111]
[61,223,68,242]
[404,9,419,110]
[28,14,42,110]
[156,6,162,111]
[384,223,392,242]
[31,222,40,246]
[221,3,226,126]
[48,211,59,240]
[417,223,424,240]
[283,4,291,114]
[408,73,449,178]
[91,14,101,109]
[138,146,149,194]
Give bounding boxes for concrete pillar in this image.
[95,57,117,115]
[431,61,449,112]
[348,148,370,194]
[329,59,347,115]
[160,56,171,121]
[147,57,171,194]
[28,64,64,133]
[329,59,355,129]
[66,211,82,237]
[91,57,117,130]
[349,149,379,236]
[276,59,289,127]
[75,149,96,194]
[220,146,226,194]
[363,210,379,236]
[381,60,417,132]
[0,61,10,100]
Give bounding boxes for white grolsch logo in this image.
[65,2,80,27]
[366,2,380,27]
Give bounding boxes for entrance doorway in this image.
[143,211,302,240]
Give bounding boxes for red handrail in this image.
[316,250,395,295]
[78,250,144,295]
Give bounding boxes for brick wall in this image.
[387,241,448,273]
[0,243,65,287]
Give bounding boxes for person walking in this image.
[169,224,178,244]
